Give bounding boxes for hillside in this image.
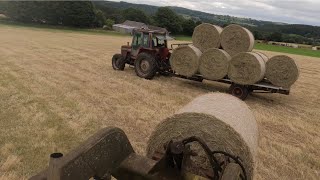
[97,1,320,45]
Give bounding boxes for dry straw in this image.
[192,23,223,52]
[221,24,255,56]
[266,55,299,88]
[228,52,266,85]
[170,44,202,77]
[255,52,269,63]
[199,48,231,80]
[147,93,258,179]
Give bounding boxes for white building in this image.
[113,20,148,34]
[113,20,168,34]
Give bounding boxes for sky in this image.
[108,0,320,26]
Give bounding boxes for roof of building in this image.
[122,20,146,28]
[147,25,168,33]
[112,24,136,29]
[113,20,169,34]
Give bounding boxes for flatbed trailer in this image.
[172,73,290,100]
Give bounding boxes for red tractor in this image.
[112,29,172,79]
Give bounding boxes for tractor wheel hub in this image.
[140,60,150,72]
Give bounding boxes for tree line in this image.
[0,1,200,35]
[1,1,319,45]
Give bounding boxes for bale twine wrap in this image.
[199,48,231,80]
[228,52,266,85]
[147,93,258,179]
[221,24,255,56]
[266,55,299,88]
[170,44,202,77]
[192,23,223,52]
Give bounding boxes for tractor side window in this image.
[152,36,165,47]
[143,33,149,47]
[152,37,158,47]
[132,33,142,48]
[158,39,165,47]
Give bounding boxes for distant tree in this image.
[94,9,107,27]
[58,1,96,27]
[182,19,196,36]
[267,32,283,42]
[104,19,115,30]
[253,30,262,40]
[122,8,151,24]
[0,1,7,14]
[195,21,202,26]
[4,1,98,27]
[154,7,183,34]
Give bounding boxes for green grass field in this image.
[254,43,320,58]
[1,18,319,58]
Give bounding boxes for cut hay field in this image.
[0,25,319,180]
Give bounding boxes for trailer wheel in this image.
[112,54,125,71]
[135,53,158,79]
[229,84,249,100]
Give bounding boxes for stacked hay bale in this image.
[147,93,258,179]
[170,23,299,87]
[228,52,266,85]
[266,55,299,88]
[170,44,202,77]
[220,24,255,57]
[199,48,231,80]
[192,23,223,52]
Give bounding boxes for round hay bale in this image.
[147,93,258,179]
[228,52,266,85]
[192,23,223,52]
[199,48,231,80]
[170,44,202,77]
[221,24,255,56]
[266,55,299,88]
[254,52,269,63]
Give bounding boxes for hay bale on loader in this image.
[221,24,255,56]
[192,23,223,52]
[199,48,231,80]
[147,93,258,179]
[228,52,266,85]
[170,44,202,77]
[266,55,299,88]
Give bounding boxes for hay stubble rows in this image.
[0,25,319,179]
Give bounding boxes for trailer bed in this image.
[172,73,290,100]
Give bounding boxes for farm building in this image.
[113,20,148,34]
[113,20,168,34]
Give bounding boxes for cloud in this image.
[108,0,320,26]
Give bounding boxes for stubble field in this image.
[0,25,319,179]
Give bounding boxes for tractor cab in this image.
[129,29,171,59]
[112,29,174,79]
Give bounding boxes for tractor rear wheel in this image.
[135,53,158,79]
[112,54,125,71]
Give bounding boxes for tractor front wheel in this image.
[112,54,125,71]
[135,53,158,79]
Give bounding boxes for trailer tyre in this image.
[135,53,158,79]
[228,84,249,100]
[112,54,126,71]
